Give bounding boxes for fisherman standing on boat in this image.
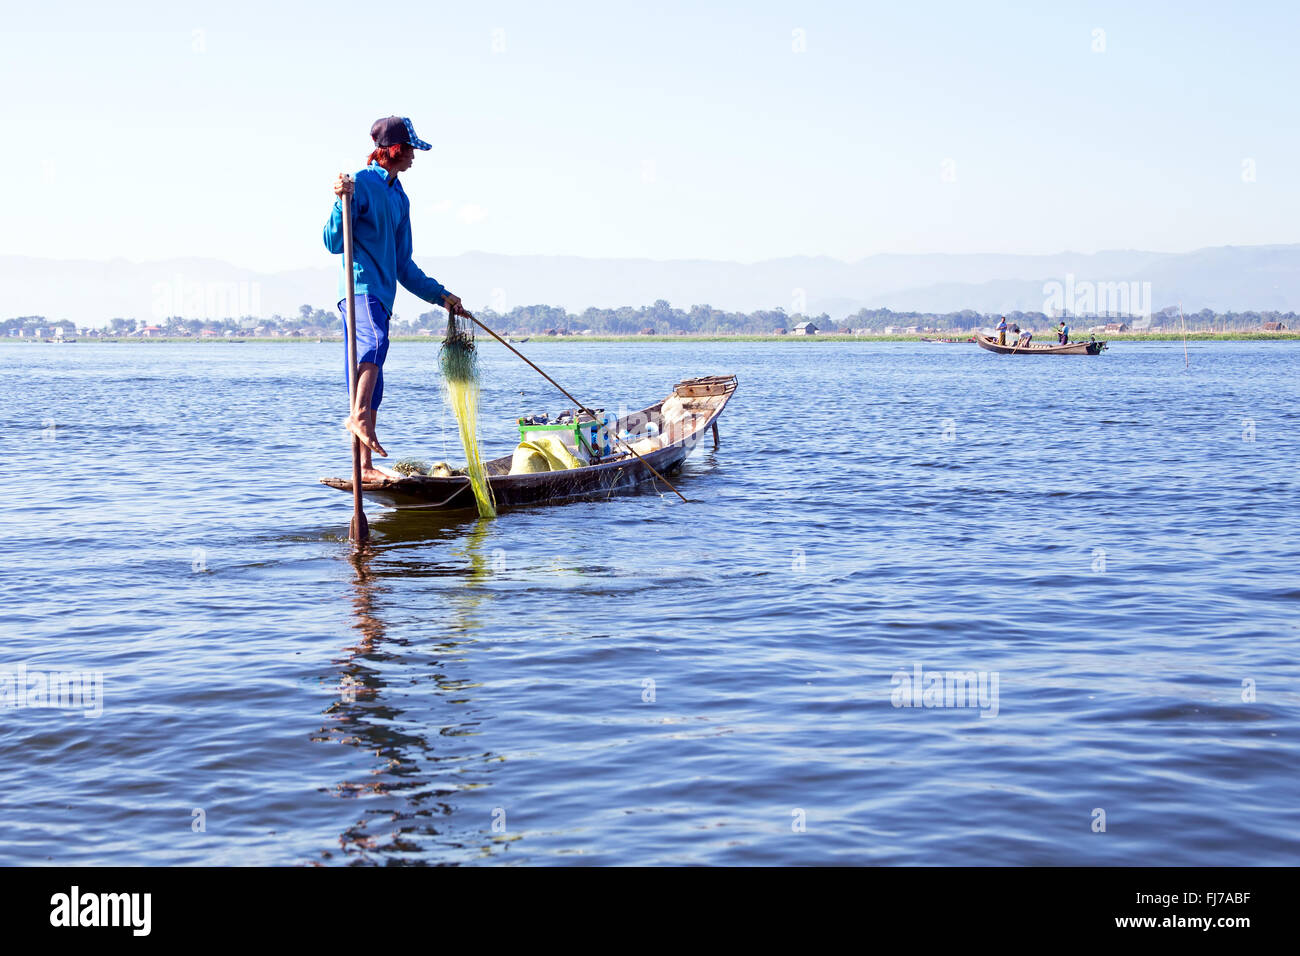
[996,316,1008,346]
[324,115,473,481]
[1056,320,1066,344]
[1018,326,1034,348]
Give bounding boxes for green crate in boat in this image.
[516,418,611,459]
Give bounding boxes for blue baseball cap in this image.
[370,116,432,151]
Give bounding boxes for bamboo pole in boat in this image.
[341,176,369,544]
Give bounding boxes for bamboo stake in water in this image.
[1180,303,1189,369]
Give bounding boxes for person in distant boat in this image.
[1018,326,1033,348]
[323,115,473,481]
[996,316,1008,346]
[1061,321,1070,344]
[1056,320,1066,343]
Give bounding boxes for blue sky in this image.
[1,0,1296,270]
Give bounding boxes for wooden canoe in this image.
[974,331,1106,355]
[320,375,738,510]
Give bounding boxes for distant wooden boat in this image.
[321,375,738,510]
[921,336,975,343]
[974,331,1106,355]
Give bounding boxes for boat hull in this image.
[974,332,1105,355]
[320,375,737,511]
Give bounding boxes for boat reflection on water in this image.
[313,514,516,864]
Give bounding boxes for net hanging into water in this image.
[440,314,497,518]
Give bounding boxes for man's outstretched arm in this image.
[395,212,472,314]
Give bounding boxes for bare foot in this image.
[342,414,387,457]
[360,466,390,483]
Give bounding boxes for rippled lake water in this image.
[2,339,1297,865]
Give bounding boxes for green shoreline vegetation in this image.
[6,300,1297,343]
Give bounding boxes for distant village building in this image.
[1104,322,1129,333]
[773,327,787,335]
[1261,321,1287,331]
[792,321,818,335]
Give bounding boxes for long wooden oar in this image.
[341,176,369,544]
[466,314,689,502]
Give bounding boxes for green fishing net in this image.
[439,314,497,518]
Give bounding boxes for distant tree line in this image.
[415,300,830,335]
[5,303,1296,336]
[416,302,1299,334]
[1,316,75,334]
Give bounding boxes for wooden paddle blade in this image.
[350,510,369,544]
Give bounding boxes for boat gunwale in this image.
[319,375,737,505]
[972,331,1106,355]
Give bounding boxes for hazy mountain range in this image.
[4,244,1300,326]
